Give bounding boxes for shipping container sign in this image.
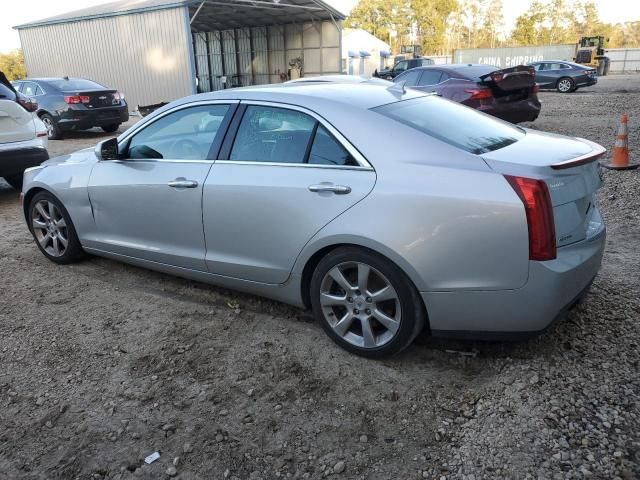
[453,45,577,68]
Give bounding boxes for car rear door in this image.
[86,101,236,271]
[202,101,376,284]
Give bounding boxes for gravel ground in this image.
[1,74,639,480]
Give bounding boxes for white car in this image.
[0,77,48,189]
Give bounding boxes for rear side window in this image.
[418,70,443,86]
[309,125,356,166]
[373,96,524,154]
[47,78,105,90]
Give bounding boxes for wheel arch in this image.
[298,241,429,327]
[22,186,49,223]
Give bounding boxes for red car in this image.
[393,64,541,124]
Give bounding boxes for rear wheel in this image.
[41,113,63,140]
[102,123,120,133]
[28,191,84,264]
[556,77,575,93]
[310,247,426,358]
[4,174,23,190]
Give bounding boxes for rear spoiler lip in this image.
[550,144,607,170]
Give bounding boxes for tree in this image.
[411,0,458,55]
[0,49,26,81]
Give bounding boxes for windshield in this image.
[373,96,525,154]
[48,78,106,91]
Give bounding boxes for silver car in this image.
[20,82,606,358]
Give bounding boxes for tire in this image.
[4,174,23,190]
[310,246,426,358]
[556,77,575,93]
[28,191,84,264]
[102,123,120,133]
[40,113,63,140]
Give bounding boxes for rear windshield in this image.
[449,65,497,81]
[373,96,524,154]
[47,78,106,91]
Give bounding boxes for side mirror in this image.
[95,137,120,161]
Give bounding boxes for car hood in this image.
[40,147,97,167]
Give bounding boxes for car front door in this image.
[202,102,377,284]
[534,63,556,88]
[86,101,236,271]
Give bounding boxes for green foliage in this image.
[346,0,640,55]
[0,49,26,81]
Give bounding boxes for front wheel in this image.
[28,191,84,264]
[310,247,426,358]
[556,77,575,93]
[102,123,120,133]
[4,174,23,190]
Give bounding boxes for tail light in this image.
[505,175,556,261]
[64,95,90,104]
[465,87,493,100]
[532,84,540,94]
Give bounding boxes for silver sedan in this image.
[20,82,606,357]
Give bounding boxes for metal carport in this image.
[15,0,345,111]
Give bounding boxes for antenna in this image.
[387,80,406,95]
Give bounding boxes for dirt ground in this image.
[1,74,639,480]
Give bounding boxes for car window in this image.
[439,72,450,82]
[531,63,542,71]
[418,70,443,86]
[230,106,316,163]
[127,104,229,160]
[47,78,105,90]
[399,69,422,86]
[548,63,565,70]
[393,61,408,73]
[11,82,22,93]
[373,96,524,155]
[419,58,434,66]
[22,82,40,97]
[308,125,357,166]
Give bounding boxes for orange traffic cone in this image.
[602,114,638,170]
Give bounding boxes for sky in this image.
[1,0,639,53]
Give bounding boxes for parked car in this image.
[393,64,541,123]
[374,57,434,80]
[528,60,597,93]
[21,82,606,358]
[0,72,48,190]
[12,77,129,139]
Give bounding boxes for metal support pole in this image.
[249,28,256,85]
[205,32,214,92]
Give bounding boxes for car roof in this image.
[177,82,427,112]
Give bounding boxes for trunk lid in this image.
[479,65,536,103]
[481,129,605,248]
[64,89,121,108]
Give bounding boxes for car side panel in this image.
[293,163,529,292]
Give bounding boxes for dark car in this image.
[392,64,541,124]
[12,77,129,139]
[528,60,597,93]
[375,57,434,80]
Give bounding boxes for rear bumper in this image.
[58,104,129,130]
[477,99,541,124]
[423,213,605,339]
[0,138,49,176]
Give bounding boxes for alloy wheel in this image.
[319,261,401,349]
[558,79,572,92]
[42,117,54,138]
[31,200,69,257]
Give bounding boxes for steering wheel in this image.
[170,138,202,159]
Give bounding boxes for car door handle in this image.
[308,184,351,195]
[168,178,198,189]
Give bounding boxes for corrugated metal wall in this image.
[605,48,640,73]
[193,20,341,93]
[453,45,577,68]
[18,7,194,110]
